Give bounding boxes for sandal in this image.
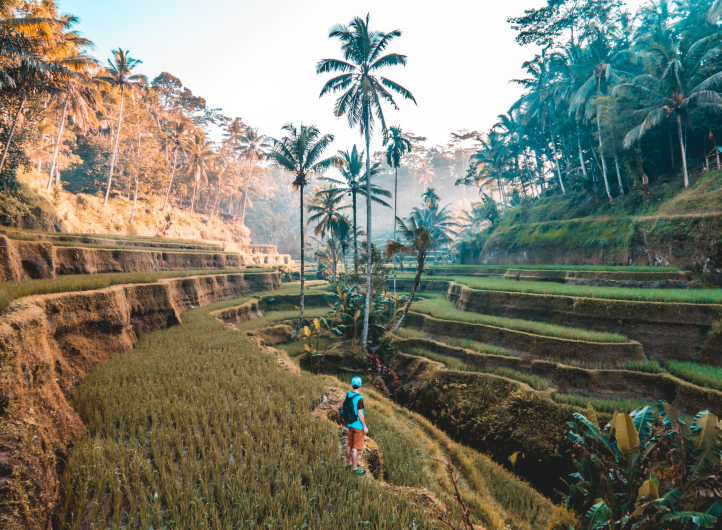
[352,469,366,475]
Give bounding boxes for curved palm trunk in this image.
[104,85,125,205]
[48,97,69,190]
[0,92,27,174]
[677,114,689,188]
[352,191,358,277]
[393,251,425,333]
[614,156,624,196]
[240,153,254,226]
[549,126,566,194]
[597,109,613,202]
[162,148,179,210]
[190,170,198,216]
[362,126,372,346]
[130,176,138,223]
[392,166,398,315]
[291,184,305,341]
[577,127,587,178]
[330,234,337,284]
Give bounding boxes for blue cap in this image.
[351,376,363,388]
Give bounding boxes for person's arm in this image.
[358,402,368,435]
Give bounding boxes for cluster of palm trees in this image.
[463,0,722,210]
[1,1,274,223]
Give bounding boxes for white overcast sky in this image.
[61,0,647,153]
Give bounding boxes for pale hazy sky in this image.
[61,0,647,153]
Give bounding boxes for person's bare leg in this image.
[352,448,359,471]
[346,445,352,466]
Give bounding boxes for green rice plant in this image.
[553,393,650,413]
[0,269,271,314]
[395,275,720,304]
[665,361,722,391]
[58,292,562,530]
[411,295,629,343]
[443,337,511,356]
[426,264,678,272]
[617,360,664,373]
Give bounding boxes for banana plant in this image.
[302,317,341,370]
[562,401,722,530]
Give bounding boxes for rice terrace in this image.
[1,0,722,529]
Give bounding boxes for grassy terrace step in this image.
[427,264,680,272]
[54,296,568,530]
[0,268,274,313]
[389,335,722,416]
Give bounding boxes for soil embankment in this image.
[0,235,290,281]
[448,283,722,364]
[0,272,281,529]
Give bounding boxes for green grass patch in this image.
[617,360,664,373]
[394,328,512,356]
[410,295,629,343]
[553,393,650,413]
[665,361,722,391]
[0,269,274,313]
[427,264,679,272]
[395,275,722,305]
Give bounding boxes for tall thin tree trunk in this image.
[392,166,398,315]
[362,124,372,346]
[104,85,125,205]
[614,156,625,196]
[677,114,689,188]
[290,184,305,340]
[393,253,425,333]
[597,110,613,202]
[48,97,69,190]
[352,191,358,277]
[0,92,27,174]
[190,171,198,216]
[162,148,179,210]
[130,176,138,223]
[577,134,587,177]
[549,126,566,194]
[241,153,254,226]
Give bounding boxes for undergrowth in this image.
[410,295,628,343]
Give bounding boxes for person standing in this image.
[343,376,368,475]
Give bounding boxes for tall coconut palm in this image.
[317,14,416,345]
[615,35,722,188]
[161,121,189,209]
[183,131,215,216]
[97,49,147,205]
[383,125,412,312]
[237,127,271,226]
[308,188,351,283]
[268,123,337,340]
[385,217,435,332]
[319,145,391,276]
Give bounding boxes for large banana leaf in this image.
[582,501,612,530]
[615,413,640,453]
[630,406,656,440]
[693,413,719,449]
[660,511,718,529]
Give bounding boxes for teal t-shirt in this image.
[346,391,365,430]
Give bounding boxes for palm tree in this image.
[615,35,722,188]
[268,123,337,340]
[307,188,351,283]
[513,53,567,196]
[319,145,391,276]
[183,131,215,216]
[161,121,190,209]
[317,14,416,346]
[385,217,435,332]
[383,125,412,311]
[97,49,148,205]
[237,128,271,226]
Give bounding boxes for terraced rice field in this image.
[410,295,629,343]
[397,274,722,304]
[58,292,566,530]
[665,361,722,391]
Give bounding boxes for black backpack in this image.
[339,394,359,425]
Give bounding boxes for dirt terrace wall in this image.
[403,311,645,367]
[461,214,722,285]
[392,337,722,416]
[0,230,224,251]
[0,272,281,530]
[0,235,291,281]
[448,283,722,364]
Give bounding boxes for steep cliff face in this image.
[0,235,291,281]
[0,272,281,529]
